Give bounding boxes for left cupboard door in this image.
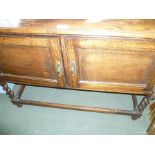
[0,36,65,87]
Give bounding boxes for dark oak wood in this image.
[1,19,155,39]
[0,45,56,78]
[61,36,155,94]
[0,35,49,47]
[13,99,139,116]
[4,83,152,119]
[0,36,65,87]
[15,85,25,99]
[0,19,155,119]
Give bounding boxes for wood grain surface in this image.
[0,19,155,94]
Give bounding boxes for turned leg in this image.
[0,82,15,100]
[0,82,23,107]
[138,96,152,113]
[133,87,155,120]
[131,87,155,120]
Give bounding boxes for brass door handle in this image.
[56,61,63,77]
[70,61,76,76]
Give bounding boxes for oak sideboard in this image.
[0,19,155,120]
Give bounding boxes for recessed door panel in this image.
[0,36,65,87]
[78,49,154,84]
[61,37,155,94]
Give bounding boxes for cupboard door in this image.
[0,36,65,87]
[61,37,155,94]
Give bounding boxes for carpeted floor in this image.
[0,85,150,134]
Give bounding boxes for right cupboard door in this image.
[61,37,155,94]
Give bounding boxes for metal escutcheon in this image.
[56,61,62,77]
[70,61,76,76]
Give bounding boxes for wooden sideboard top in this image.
[0,19,155,95]
[0,19,155,38]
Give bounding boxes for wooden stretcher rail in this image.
[11,84,144,120]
